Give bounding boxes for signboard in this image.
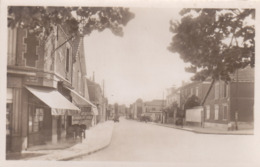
[72,107,93,124]
[7,77,22,88]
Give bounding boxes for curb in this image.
[59,123,115,161]
[142,121,253,136]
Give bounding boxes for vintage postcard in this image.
[1,0,260,167]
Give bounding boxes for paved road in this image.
[73,118,258,164]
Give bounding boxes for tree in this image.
[8,6,135,41]
[184,95,200,110]
[168,9,255,82]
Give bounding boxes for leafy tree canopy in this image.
[8,6,135,40]
[168,9,255,81]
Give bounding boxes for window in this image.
[206,106,210,120]
[215,82,220,99]
[29,108,44,133]
[223,104,228,120]
[195,87,199,96]
[66,48,70,72]
[214,105,219,120]
[61,115,66,130]
[223,83,228,98]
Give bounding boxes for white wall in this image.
[186,107,203,123]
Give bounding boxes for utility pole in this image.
[235,69,239,130]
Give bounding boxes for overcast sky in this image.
[84,8,193,106]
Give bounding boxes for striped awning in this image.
[25,86,80,115]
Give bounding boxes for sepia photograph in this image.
[1,0,260,167]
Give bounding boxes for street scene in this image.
[3,2,259,167]
[73,118,256,163]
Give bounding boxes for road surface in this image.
[73,118,258,164]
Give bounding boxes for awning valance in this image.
[25,86,80,115]
[67,88,98,116]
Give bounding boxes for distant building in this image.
[86,79,107,124]
[144,99,165,123]
[130,99,145,120]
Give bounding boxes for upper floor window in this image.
[215,82,220,99]
[223,83,228,98]
[195,87,199,96]
[66,48,70,73]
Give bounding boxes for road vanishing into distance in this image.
[73,118,258,164]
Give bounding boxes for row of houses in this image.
[127,66,254,131]
[164,66,254,130]
[6,25,109,152]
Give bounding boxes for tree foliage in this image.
[8,6,135,40]
[168,9,255,81]
[184,95,200,110]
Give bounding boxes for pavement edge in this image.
[58,122,115,161]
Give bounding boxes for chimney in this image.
[93,71,95,82]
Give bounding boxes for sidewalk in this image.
[7,121,114,161]
[148,122,254,135]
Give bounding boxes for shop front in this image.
[25,86,80,147]
[66,88,98,128]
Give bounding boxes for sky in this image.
[84,8,193,106]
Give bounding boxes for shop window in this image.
[29,107,44,133]
[61,115,66,130]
